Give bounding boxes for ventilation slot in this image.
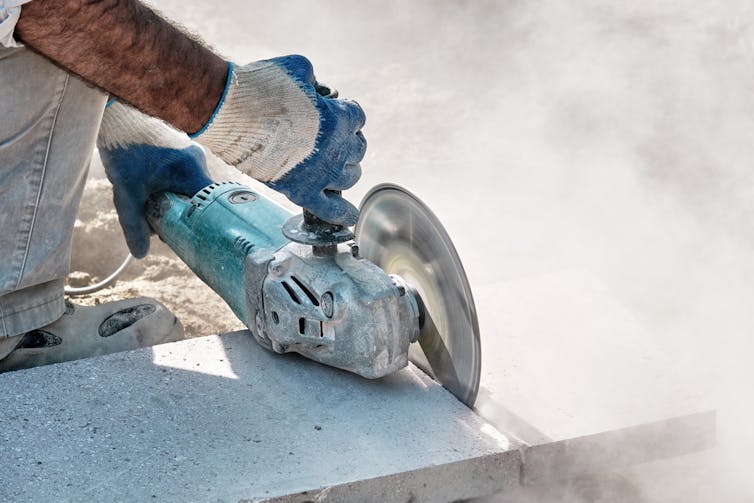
[282,282,301,304]
[234,236,254,254]
[190,189,210,209]
[291,276,319,306]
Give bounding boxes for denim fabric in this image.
[0,46,106,338]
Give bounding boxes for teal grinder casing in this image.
[147,182,290,327]
[145,181,421,379]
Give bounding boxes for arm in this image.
[16,0,226,134]
[17,0,366,226]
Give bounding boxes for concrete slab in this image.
[0,332,516,503]
[470,269,716,489]
[520,411,714,486]
[473,270,715,446]
[259,453,520,503]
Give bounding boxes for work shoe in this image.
[0,297,183,373]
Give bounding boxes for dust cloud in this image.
[71,0,754,500]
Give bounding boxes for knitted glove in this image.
[97,101,213,258]
[192,55,366,226]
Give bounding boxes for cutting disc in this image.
[355,184,481,407]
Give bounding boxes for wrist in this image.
[98,102,194,153]
[191,58,320,182]
[190,61,234,138]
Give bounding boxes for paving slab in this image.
[0,331,517,503]
[473,270,715,445]
[468,269,716,491]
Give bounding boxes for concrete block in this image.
[521,411,715,486]
[0,331,516,502]
[473,270,715,445]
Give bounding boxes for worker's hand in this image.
[192,55,366,226]
[97,102,213,258]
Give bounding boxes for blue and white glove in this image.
[191,55,366,226]
[97,101,214,258]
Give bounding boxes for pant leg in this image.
[0,46,107,338]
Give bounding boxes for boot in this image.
[0,297,183,372]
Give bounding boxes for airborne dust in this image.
[70,1,754,501]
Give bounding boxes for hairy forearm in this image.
[16,0,228,133]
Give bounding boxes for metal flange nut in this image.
[282,214,354,246]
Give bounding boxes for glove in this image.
[192,55,366,226]
[97,101,214,258]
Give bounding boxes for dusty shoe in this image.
[0,297,183,373]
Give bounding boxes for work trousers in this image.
[0,46,107,338]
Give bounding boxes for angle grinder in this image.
[146,180,480,406]
[144,89,481,407]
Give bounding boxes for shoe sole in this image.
[0,297,184,373]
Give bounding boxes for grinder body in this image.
[146,182,420,378]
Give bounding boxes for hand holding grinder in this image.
[99,56,481,407]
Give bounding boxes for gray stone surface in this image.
[520,411,715,486]
[472,270,715,446]
[259,453,521,503]
[0,332,514,502]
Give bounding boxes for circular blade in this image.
[355,184,481,407]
